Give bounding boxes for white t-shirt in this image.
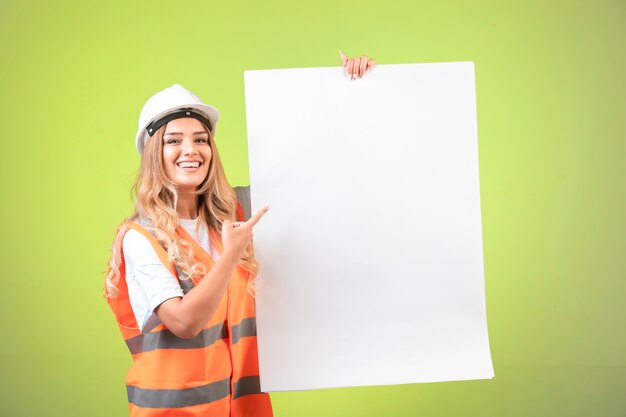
[122,218,220,333]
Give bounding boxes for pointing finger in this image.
[247,206,270,227]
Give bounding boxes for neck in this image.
[176,190,198,220]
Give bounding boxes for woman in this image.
[105,52,376,417]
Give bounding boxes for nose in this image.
[182,138,198,156]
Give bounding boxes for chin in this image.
[175,179,204,190]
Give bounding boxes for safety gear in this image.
[135,84,220,155]
[105,217,272,416]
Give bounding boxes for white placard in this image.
[243,62,494,392]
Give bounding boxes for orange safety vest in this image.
[106,217,273,417]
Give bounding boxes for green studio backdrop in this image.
[0,0,624,416]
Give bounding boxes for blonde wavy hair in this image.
[105,121,258,299]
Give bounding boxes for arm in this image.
[122,229,185,334]
[154,206,270,338]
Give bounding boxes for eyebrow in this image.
[164,131,208,136]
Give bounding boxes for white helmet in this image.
[135,83,220,155]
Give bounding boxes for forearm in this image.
[157,249,240,338]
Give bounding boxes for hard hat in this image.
[135,84,220,155]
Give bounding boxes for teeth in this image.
[178,162,200,168]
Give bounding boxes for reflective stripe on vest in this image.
[127,378,231,408]
[126,320,228,355]
[231,317,257,344]
[233,376,263,400]
[106,218,273,417]
[125,317,257,355]
[126,375,263,409]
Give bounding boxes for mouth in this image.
[176,161,202,170]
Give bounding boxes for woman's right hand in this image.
[221,206,270,258]
[156,205,270,339]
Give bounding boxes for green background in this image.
[0,0,624,416]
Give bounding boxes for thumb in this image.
[339,50,347,67]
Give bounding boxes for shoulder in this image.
[122,228,150,251]
[119,221,153,250]
[122,228,158,260]
[118,219,160,247]
[120,223,177,275]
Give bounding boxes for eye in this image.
[195,138,209,144]
[165,138,181,145]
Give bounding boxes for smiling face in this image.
[162,117,212,192]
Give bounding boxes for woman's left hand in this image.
[340,50,376,80]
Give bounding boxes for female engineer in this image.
[104,51,376,417]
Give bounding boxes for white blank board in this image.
[243,62,494,392]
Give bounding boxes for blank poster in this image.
[243,62,494,392]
